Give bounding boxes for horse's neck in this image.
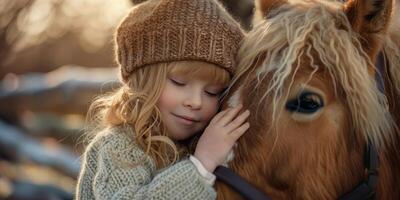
[377,142,400,199]
[378,48,400,196]
[381,18,400,197]
[381,69,400,198]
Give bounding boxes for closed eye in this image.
[205,91,220,97]
[169,78,186,86]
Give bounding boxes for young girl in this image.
[76,0,246,199]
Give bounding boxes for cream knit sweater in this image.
[75,126,216,199]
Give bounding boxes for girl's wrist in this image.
[189,155,216,185]
[193,153,217,172]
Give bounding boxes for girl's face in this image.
[157,62,227,140]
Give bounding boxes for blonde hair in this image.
[86,61,230,169]
[232,0,393,148]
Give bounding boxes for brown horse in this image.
[216,0,400,199]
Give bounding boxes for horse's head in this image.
[219,0,398,199]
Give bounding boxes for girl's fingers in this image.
[230,122,250,141]
[210,109,229,124]
[225,110,250,132]
[214,106,235,123]
[217,104,243,126]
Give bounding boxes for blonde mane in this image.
[231,0,393,149]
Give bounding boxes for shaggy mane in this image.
[230,0,394,149]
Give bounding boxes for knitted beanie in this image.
[115,0,244,82]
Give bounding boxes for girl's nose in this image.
[183,90,202,110]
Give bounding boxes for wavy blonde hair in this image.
[86,61,230,169]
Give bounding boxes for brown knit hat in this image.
[115,0,244,82]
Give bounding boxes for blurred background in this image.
[2,0,398,199]
[0,0,253,199]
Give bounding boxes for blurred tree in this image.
[219,0,254,30]
[0,0,34,67]
[0,0,131,78]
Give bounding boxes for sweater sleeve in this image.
[76,132,216,200]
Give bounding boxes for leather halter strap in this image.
[214,166,271,200]
[214,52,385,200]
[339,142,379,200]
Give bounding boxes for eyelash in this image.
[170,78,185,86]
[205,91,219,97]
[169,78,220,97]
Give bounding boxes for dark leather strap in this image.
[214,166,271,200]
[338,142,379,200]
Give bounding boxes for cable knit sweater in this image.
[75,126,216,199]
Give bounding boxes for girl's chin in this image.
[166,125,206,141]
[167,130,198,141]
[169,133,192,141]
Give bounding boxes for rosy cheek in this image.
[158,84,179,108]
[203,100,219,121]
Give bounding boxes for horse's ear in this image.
[344,0,393,58]
[253,0,288,24]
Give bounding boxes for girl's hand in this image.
[194,104,250,172]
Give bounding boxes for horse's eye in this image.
[286,92,324,114]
